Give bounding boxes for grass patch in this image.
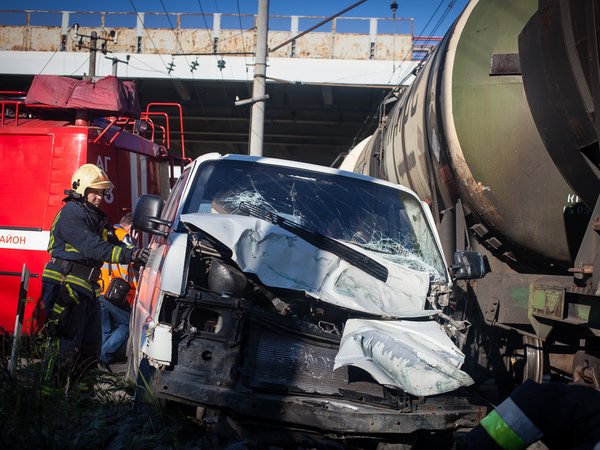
[0,334,222,449]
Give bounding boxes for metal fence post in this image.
[8,264,30,376]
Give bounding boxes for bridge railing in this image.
[0,9,416,61]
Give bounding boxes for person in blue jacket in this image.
[98,212,139,372]
[41,163,149,379]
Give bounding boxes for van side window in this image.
[161,168,191,225]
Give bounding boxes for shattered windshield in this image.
[182,160,447,281]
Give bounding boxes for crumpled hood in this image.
[181,213,473,396]
[181,213,432,317]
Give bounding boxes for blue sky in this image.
[7,1,468,38]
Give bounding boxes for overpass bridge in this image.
[0,9,432,165]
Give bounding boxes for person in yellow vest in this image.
[98,212,138,372]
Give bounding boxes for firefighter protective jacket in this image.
[468,379,600,449]
[42,198,135,297]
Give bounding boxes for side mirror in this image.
[132,194,170,238]
[451,250,487,280]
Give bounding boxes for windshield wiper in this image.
[239,202,388,282]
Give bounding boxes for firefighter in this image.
[465,379,600,449]
[41,164,149,378]
[98,212,138,372]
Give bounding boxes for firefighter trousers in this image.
[41,281,102,374]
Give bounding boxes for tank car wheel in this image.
[523,336,544,383]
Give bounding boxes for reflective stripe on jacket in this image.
[42,198,134,296]
[480,397,542,450]
[470,380,600,450]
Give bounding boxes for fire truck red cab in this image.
[0,75,186,334]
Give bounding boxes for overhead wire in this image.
[69,57,90,77]
[350,0,460,148]
[386,0,446,86]
[159,0,192,74]
[197,27,254,50]
[236,0,251,85]
[385,0,456,88]
[128,0,172,76]
[77,2,459,157]
[129,0,198,160]
[125,56,172,74]
[412,0,457,57]
[40,22,80,75]
[39,43,61,75]
[392,3,397,73]
[196,0,236,139]
[196,0,216,52]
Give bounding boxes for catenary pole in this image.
[249,0,269,156]
[87,31,97,80]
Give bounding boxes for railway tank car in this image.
[343,0,600,387]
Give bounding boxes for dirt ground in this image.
[1,355,554,450]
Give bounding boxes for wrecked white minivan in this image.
[129,154,486,446]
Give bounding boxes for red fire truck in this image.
[0,74,187,334]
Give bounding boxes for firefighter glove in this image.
[132,247,151,266]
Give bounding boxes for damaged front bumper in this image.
[140,287,485,436]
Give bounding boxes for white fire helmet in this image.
[71,164,114,197]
